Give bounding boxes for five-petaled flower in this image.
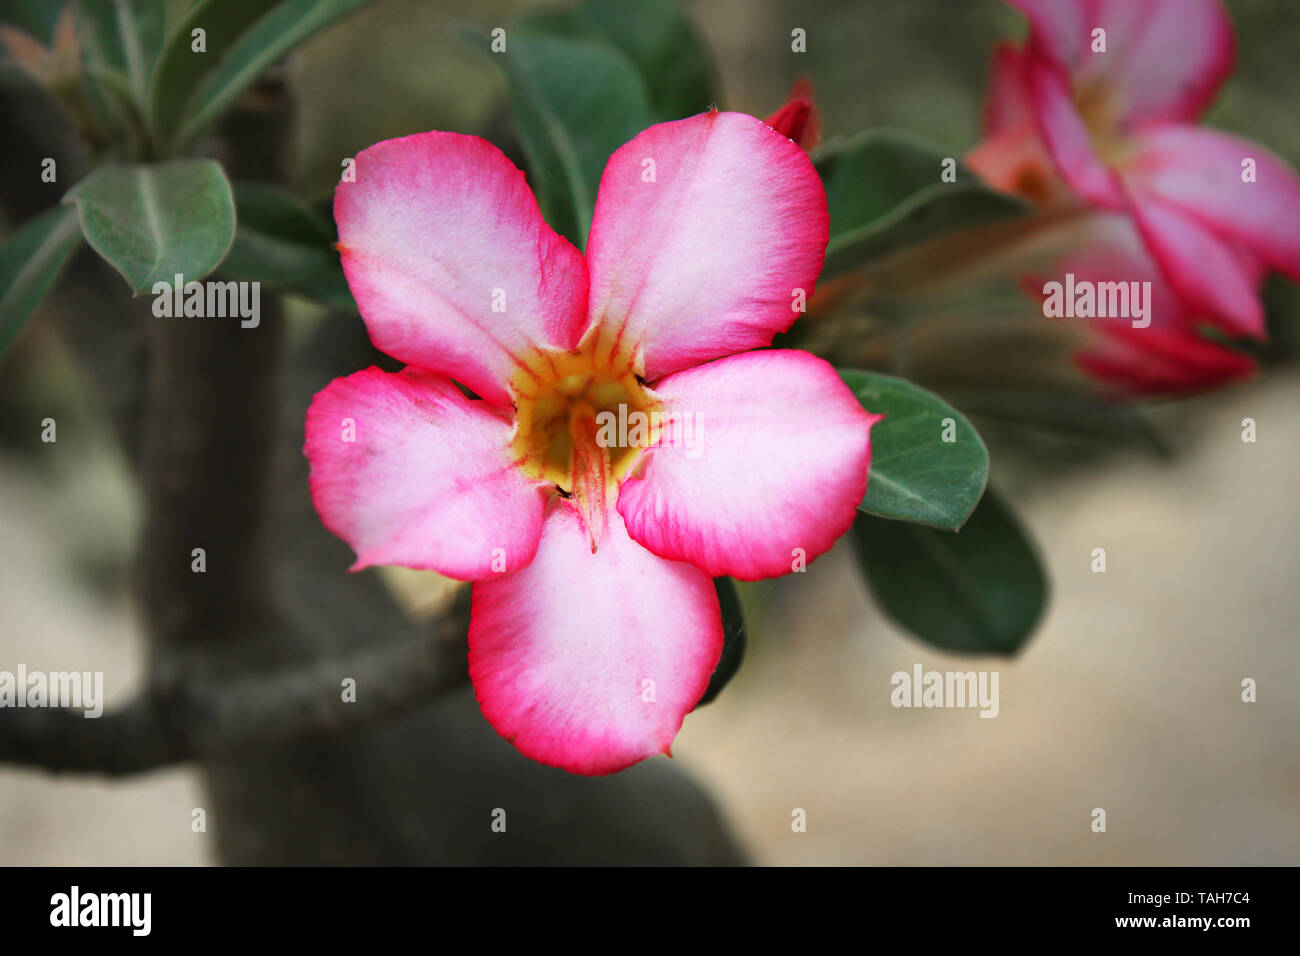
[305,109,879,775]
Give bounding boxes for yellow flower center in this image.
[508,331,664,529]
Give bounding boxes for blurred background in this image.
[1,0,1298,864]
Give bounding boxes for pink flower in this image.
[968,0,1300,340]
[1031,213,1256,396]
[305,111,878,775]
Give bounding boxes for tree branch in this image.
[0,606,469,776]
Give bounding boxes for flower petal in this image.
[334,132,589,406]
[583,110,828,379]
[1076,323,1256,397]
[1129,193,1265,338]
[617,350,876,581]
[1093,0,1236,125]
[304,367,548,578]
[1123,125,1300,282]
[1009,0,1233,125]
[1047,209,1198,331]
[1023,53,1126,207]
[468,501,722,776]
[983,42,1035,137]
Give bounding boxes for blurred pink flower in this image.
[1030,213,1256,396]
[304,111,877,775]
[968,0,1300,340]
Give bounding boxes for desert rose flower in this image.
[305,110,878,775]
[968,0,1300,340]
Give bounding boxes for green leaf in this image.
[698,577,746,706]
[560,0,714,121]
[293,269,355,310]
[513,0,714,122]
[943,386,1170,455]
[149,0,374,151]
[73,0,164,105]
[839,369,989,531]
[852,488,1047,656]
[148,0,268,143]
[63,160,236,293]
[817,130,1027,278]
[461,24,654,247]
[0,205,82,357]
[0,0,67,44]
[174,0,374,149]
[219,183,337,288]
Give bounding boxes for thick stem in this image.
[137,311,283,651]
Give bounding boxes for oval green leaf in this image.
[64,159,236,293]
[852,489,1048,656]
[840,368,988,531]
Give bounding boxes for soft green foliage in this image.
[466,0,717,247]
[517,0,715,123]
[0,205,82,356]
[817,130,1026,277]
[149,0,374,152]
[74,0,164,103]
[63,159,235,293]
[840,369,989,531]
[219,183,338,289]
[853,489,1048,655]
[460,23,652,248]
[0,0,67,44]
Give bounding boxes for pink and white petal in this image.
[1024,54,1127,207]
[468,501,722,776]
[1129,194,1265,338]
[304,367,548,578]
[1093,0,1235,126]
[1123,125,1300,281]
[335,132,588,407]
[618,350,876,581]
[583,111,828,380]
